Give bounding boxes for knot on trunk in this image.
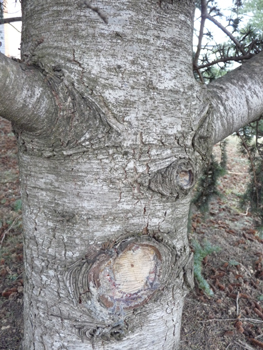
[149,158,195,197]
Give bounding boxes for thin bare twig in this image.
[199,317,263,324]
[227,171,247,175]
[195,53,253,70]
[235,340,255,350]
[236,292,240,316]
[8,22,21,33]
[193,0,207,71]
[0,215,22,248]
[240,206,250,216]
[193,0,251,74]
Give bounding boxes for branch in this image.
[208,51,263,144]
[0,53,57,134]
[0,17,22,24]
[206,13,246,55]
[193,0,207,70]
[195,53,254,70]
[193,1,247,72]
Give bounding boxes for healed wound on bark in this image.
[90,243,161,309]
[63,231,195,341]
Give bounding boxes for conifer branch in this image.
[0,17,22,24]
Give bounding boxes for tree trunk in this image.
[1,1,263,349]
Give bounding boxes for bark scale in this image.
[1,1,263,349]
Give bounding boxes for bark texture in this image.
[18,1,202,349]
[1,1,263,349]
[0,53,56,134]
[208,52,263,144]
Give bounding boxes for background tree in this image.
[1,1,263,349]
[242,0,263,30]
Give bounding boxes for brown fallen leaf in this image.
[247,229,256,235]
[215,279,225,291]
[0,268,7,277]
[250,338,263,348]
[224,330,234,337]
[229,293,238,299]
[2,287,18,298]
[226,229,236,234]
[235,320,244,334]
[210,272,225,279]
[254,308,263,319]
[228,284,234,292]
[235,239,246,246]
[254,302,263,313]
[239,293,250,299]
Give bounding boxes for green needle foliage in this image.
[237,117,263,233]
[192,240,220,297]
[13,199,22,212]
[242,0,263,32]
[192,141,227,213]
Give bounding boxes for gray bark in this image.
[209,52,263,144]
[0,53,56,134]
[1,0,263,349]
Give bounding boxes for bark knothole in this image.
[149,158,195,197]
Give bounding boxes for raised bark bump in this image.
[149,158,196,197]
